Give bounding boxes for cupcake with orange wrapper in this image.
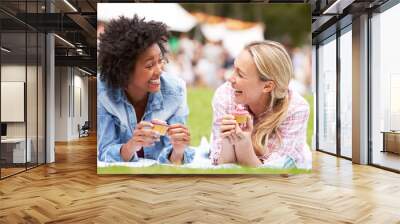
[151,119,169,136]
[233,106,249,125]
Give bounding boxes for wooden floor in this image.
[1,163,45,178]
[372,150,400,171]
[1,135,400,223]
[1,167,26,178]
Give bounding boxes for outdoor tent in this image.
[97,3,197,32]
[200,23,264,57]
[192,12,265,58]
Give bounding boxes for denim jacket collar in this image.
[148,90,163,111]
[111,86,164,112]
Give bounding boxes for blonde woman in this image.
[210,40,311,169]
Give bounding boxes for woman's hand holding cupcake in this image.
[233,106,253,133]
[220,107,253,146]
[167,123,191,164]
[151,119,169,136]
[131,121,160,149]
[121,121,160,161]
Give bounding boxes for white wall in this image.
[1,65,26,81]
[55,66,69,141]
[54,67,89,141]
[0,65,38,138]
[1,64,45,163]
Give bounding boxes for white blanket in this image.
[97,137,312,170]
[98,137,240,169]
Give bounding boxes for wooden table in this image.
[381,131,400,154]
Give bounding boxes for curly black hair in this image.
[98,15,169,89]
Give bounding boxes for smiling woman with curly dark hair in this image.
[98,15,169,90]
[97,15,194,165]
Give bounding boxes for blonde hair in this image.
[245,40,293,156]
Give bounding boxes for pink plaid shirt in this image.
[210,82,310,167]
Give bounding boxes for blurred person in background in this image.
[194,40,228,88]
[178,33,196,62]
[289,47,311,95]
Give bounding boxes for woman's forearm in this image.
[234,140,262,167]
[120,139,138,162]
[218,138,237,164]
[169,149,184,165]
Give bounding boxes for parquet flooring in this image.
[1,135,400,223]
[1,167,26,177]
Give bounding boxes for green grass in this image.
[97,165,311,175]
[304,94,314,147]
[187,87,214,146]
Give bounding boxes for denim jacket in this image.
[97,73,195,164]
